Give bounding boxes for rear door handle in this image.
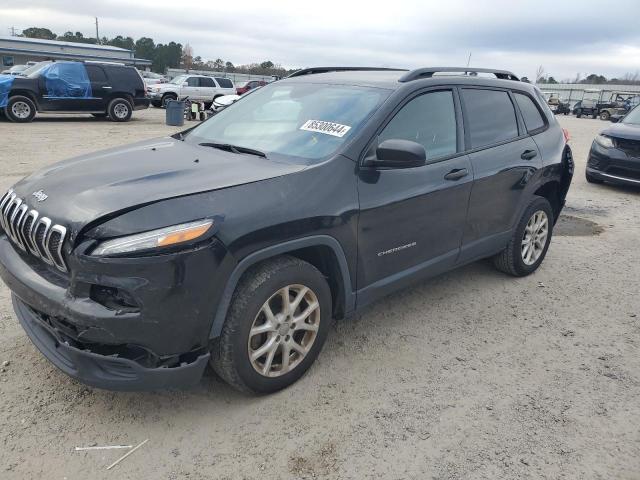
[101,86,112,89]
[444,168,469,181]
[521,149,538,160]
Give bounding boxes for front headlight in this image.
[595,134,614,148]
[91,219,213,256]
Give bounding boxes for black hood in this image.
[10,137,306,233]
[601,122,640,141]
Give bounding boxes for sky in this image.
[2,0,640,81]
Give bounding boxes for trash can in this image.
[165,99,185,126]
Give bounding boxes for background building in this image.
[0,36,151,69]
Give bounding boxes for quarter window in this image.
[462,89,519,148]
[514,92,546,132]
[378,90,457,160]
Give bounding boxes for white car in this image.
[140,71,167,86]
[148,74,235,108]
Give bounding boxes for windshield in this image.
[169,75,188,84]
[622,106,640,125]
[187,82,389,161]
[20,62,52,77]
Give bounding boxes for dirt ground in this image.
[0,109,639,480]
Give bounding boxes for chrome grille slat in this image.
[0,189,68,272]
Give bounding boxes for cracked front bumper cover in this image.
[13,295,209,391]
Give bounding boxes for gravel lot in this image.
[0,109,639,479]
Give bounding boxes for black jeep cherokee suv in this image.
[0,67,573,393]
[0,61,149,123]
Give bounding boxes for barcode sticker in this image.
[300,120,352,138]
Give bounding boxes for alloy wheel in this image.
[11,101,31,119]
[113,103,129,119]
[248,284,320,377]
[521,210,549,265]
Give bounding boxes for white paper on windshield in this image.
[300,120,351,138]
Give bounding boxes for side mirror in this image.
[366,139,426,168]
[610,116,620,123]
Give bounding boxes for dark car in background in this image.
[0,67,573,394]
[586,105,640,187]
[0,61,149,123]
[236,80,267,95]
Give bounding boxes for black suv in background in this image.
[587,105,640,187]
[0,67,573,394]
[1,61,149,123]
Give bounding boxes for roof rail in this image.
[399,67,519,82]
[287,66,407,78]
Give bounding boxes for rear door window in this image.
[199,77,215,88]
[85,65,107,83]
[462,89,519,148]
[514,92,546,132]
[215,77,233,88]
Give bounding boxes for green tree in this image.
[260,60,274,70]
[108,35,135,50]
[57,31,96,44]
[135,37,156,62]
[225,61,235,72]
[21,27,56,40]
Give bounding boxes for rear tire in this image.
[493,197,554,277]
[107,98,132,122]
[600,111,610,121]
[211,256,332,394]
[576,108,582,118]
[5,96,36,123]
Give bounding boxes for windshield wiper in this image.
[199,142,266,158]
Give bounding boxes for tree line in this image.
[19,27,294,76]
[526,65,640,85]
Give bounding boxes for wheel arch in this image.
[533,181,560,219]
[209,236,355,339]
[8,90,40,109]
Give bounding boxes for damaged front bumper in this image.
[13,295,209,391]
[0,232,232,391]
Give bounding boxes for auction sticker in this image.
[300,120,351,138]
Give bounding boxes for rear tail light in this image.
[562,128,570,143]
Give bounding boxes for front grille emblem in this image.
[32,190,48,202]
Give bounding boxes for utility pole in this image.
[466,52,472,68]
[9,26,17,36]
[95,17,100,44]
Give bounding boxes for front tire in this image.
[493,197,554,277]
[107,98,132,122]
[600,111,610,121]
[5,96,36,123]
[211,256,332,394]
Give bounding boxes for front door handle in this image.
[521,149,538,160]
[101,86,112,89]
[444,168,469,181]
